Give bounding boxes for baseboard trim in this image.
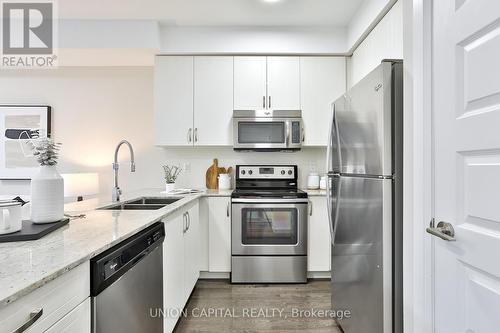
[199,271,330,280]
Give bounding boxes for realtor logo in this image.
[1,0,57,67]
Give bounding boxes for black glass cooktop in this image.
[231,189,308,199]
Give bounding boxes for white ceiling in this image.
[58,0,364,27]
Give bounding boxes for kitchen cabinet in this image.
[234,56,300,110]
[194,56,234,145]
[163,200,199,333]
[0,262,90,333]
[300,57,346,146]
[267,57,301,110]
[208,197,232,272]
[45,298,91,333]
[308,197,331,272]
[155,56,194,146]
[233,56,267,110]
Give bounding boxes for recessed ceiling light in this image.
[262,0,282,3]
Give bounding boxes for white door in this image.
[300,57,346,146]
[163,213,185,333]
[183,202,200,299]
[431,1,500,332]
[208,197,231,272]
[234,56,267,110]
[154,56,194,146]
[194,56,233,145]
[307,197,331,272]
[267,56,301,110]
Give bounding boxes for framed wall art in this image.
[0,105,52,179]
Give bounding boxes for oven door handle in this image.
[231,198,309,204]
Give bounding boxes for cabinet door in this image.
[163,213,185,333]
[208,197,232,272]
[307,197,331,272]
[183,202,200,301]
[267,56,301,110]
[300,57,346,146]
[194,56,233,145]
[45,298,90,333]
[155,56,194,146]
[234,56,267,110]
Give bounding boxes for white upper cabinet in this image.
[233,56,267,110]
[155,56,194,146]
[300,57,346,146]
[234,56,300,110]
[267,56,301,110]
[194,56,233,145]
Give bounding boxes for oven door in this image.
[231,200,308,255]
[233,118,289,150]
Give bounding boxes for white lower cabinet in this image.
[0,262,90,333]
[207,197,232,272]
[308,197,331,272]
[45,298,90,333]
[163,200,200,333]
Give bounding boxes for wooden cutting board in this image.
[205,158,219,189]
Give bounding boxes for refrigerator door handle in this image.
[326,174,340,245]
[326,103,335,174]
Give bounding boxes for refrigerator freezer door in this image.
[326,99,343,174]
[331,176,393,333]
[335,62,395,176]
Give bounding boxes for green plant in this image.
[30,138,61,166]
[163,165,181,184]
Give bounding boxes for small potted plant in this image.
[163,165,181,193]
[29,138,64,223]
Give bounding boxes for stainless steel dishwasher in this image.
[90,222,164,333]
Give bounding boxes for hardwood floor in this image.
[174,280,341,333]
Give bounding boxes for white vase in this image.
[30,165,64,224]
[165,182,176,193]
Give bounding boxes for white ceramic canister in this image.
[307,172,320,190]
[30,165,64,224]
[319,176,327,190]
[218,173,231,190]
[0,201,22,234]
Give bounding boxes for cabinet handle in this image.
[14,308,43,333]
[187,128,192,143]
[263,96,266,109]
[194,128,198,143]
[226,201,230,217]
[187,212,190,231]
[182,213,187,233]
[302,127,305,142]
[309,200,313,216]
[268,96,272,109]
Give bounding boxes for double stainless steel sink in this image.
[98,197,181,211]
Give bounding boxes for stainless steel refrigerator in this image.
[326,60,403,333]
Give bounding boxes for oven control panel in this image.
[237,165,296,179]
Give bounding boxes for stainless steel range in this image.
[231,165,308,283]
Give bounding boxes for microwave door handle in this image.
[285,122,290,147]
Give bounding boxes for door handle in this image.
[187,128,192,143]
[268,96,272,109]
[14,308,43,333]
[194,128,198,143]
[226,201,230,217]
[426,218,456,241]
[309,199,312,216]
[263,96,266,109]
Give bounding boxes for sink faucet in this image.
[112,140,136,202]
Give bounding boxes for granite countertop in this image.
[0,189,204,309]
[0,187,321,309]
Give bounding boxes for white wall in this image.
[0,68,325,197]
[347,0,403,87]
[159,26,347,54]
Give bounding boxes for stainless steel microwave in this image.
[233,110,303,151]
